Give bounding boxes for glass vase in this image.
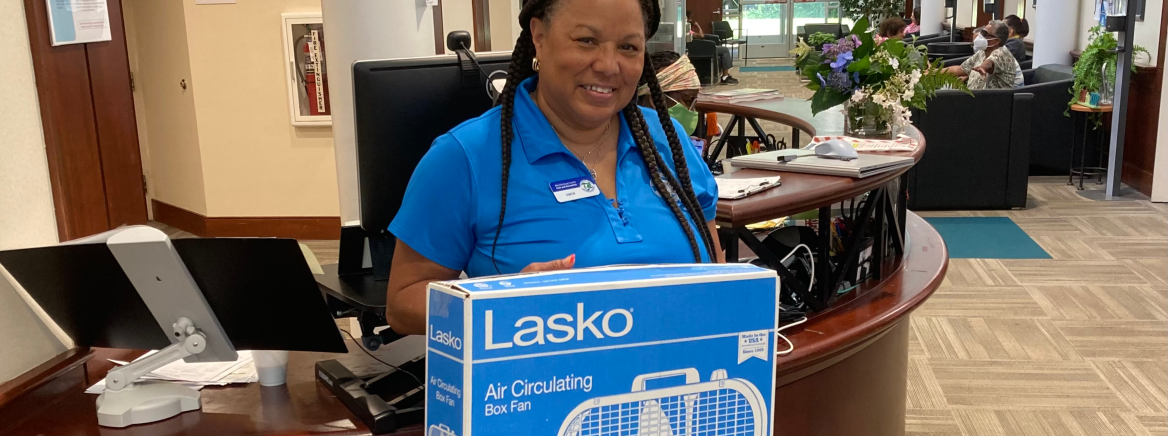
[843,98,895,139]
[1098,63,1115,106]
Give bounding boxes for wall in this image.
[444,0,476,53]
[123,0,208,215]
[1076,0,1161,66]
[182,0,340,217]
[957,0,974,27]
[0,0,70,384]
[490,0,516,51]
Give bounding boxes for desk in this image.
[2,339,427,436]
[775,212,947,436]
[702,98,925,309]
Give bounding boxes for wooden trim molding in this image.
[152,200,341,240]
[0,348,93,434]
[472,0,492,52]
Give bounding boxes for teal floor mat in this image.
[923,217,1051,259]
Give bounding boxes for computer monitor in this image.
[352,52,512,278]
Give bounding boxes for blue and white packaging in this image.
[426,264,780,436]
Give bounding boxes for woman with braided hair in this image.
[386,0,722,333]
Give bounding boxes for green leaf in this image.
[847,58,871,73]
[883,40,906,58]
[811,88,850,115]
[851,17,870,35]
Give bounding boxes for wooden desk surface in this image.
[698,97,926,226]
[5,338,427,436]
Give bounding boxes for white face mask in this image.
[973,34,989,52]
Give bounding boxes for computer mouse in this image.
[814,139,859,160]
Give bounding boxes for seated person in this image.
[1003,15,1030,62]
[943,21,1019,90]
[687,9,739,84]
[876,17,907,44]
[638,52,702,137]
[904,7,921,37]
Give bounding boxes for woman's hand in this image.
[521,254,576,273]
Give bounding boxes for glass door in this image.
[793,1,855,42]
[740,0,793,59]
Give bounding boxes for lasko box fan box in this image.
[425,264,780,436]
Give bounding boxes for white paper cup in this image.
[253,350,290,387]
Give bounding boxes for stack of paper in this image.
[699,88,784,103]
[810,134,919,152]
[86,350,258,394]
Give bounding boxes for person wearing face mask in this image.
[638,51,702,137]
[943,21,1019,90]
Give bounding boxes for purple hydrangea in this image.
[826,70,856,92]
[829,51,853,70]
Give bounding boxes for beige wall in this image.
[0,0,70,384]
[125,0,341,218]
[124,0,208,215]
[489,0,516,51]
[1075,0,1161,67]
[444,0,476,53]
[182,0,340,217]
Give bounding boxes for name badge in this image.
[550,176,601,203]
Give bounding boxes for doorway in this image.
[22,0,148,241]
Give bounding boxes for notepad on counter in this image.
[716,176,782,200]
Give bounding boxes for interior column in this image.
[322,0,438,225]
[1030,0,1077,66]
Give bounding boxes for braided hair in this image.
[491,0,716,273]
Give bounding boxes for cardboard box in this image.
[426,264,780,435]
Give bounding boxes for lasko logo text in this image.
[484,303,633,350]
[429,326,463,350]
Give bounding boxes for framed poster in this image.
[281,13,332,126]
[46,0,112,46]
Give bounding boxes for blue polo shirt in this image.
[389,77,718,277]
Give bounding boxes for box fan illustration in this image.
[558,368,768,436]
[429,424,455,436]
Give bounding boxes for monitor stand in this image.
[315,254,426,433]
[96,319,207,427]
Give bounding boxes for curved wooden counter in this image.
[699,98,947,435]
[775,212,947,436]
[699,98,926,227]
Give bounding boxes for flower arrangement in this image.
[800,18,968,137]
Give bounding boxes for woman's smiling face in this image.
[529,0,648,128]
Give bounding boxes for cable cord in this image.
[776,316,808,356]
[782,244,815,300]
[339,329,424,387]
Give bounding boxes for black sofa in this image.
[941,55,1032,71]
[908,90,1033,210]
[1018,65,1075,175]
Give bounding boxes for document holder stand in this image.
[0,226,347,428]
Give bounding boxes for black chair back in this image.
[712,21,734,40]
[928,42,973,54]
[687,39,718,85]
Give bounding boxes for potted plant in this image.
[800,17,968,138]
[808,31,838,51]
[1069,26,1150,124]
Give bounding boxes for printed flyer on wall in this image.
[46,0,112,46]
